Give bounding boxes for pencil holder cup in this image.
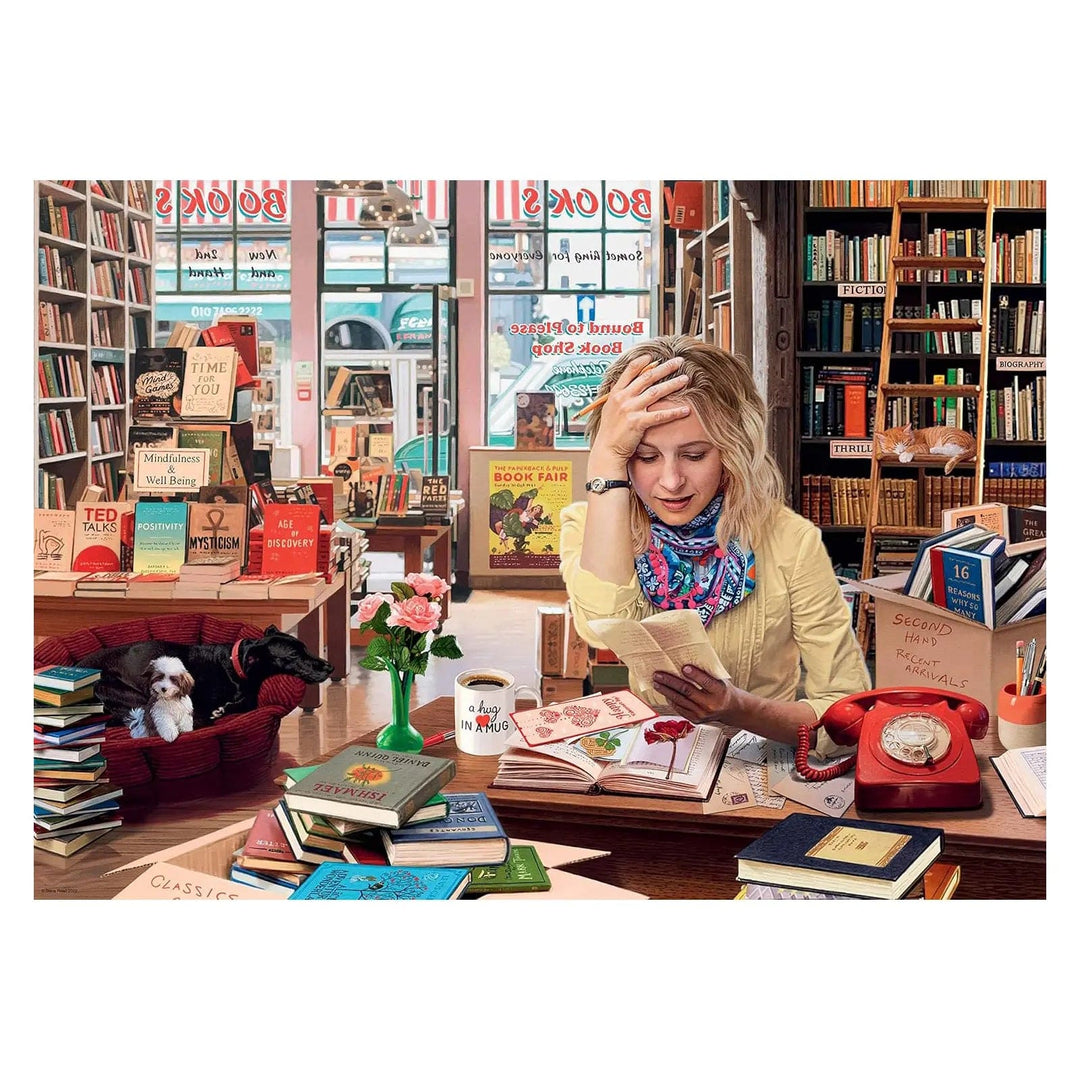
[996,683,1046,750]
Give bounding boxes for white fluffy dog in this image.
[126,656,195,742]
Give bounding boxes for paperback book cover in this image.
[180,346,238,420]
[177,427,226,485]
[734,813,944,900]
[131,348,185,419]
[930,546,995,628]
[288,863,470,900]
[187,501,247,565]
[133,500,189,574]
[464,845,552,895]
[261,504,321,574]
[515,392,557,450]
[34,509,76,571]
[71,501,133,572]
[282,746,456,828]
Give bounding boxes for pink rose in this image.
[404,572,450,600]
[356,593,392,624]
[387,595,442,634]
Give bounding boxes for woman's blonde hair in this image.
[585,335,785,553]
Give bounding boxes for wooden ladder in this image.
[856,193,996,655]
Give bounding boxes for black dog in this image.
[83,625,334,728]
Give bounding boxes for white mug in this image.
[454,668,542,756]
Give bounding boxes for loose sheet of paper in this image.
[588,609,731,709]
[728,731,786,809]
[768,741,855,817]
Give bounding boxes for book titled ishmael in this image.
[288,863,470,900]
[381,791,509,867]
[282,746,455,829]
[735,814,944,900]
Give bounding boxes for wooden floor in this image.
[280,586,570,765]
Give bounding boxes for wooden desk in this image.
[34,573,349,712]
[35,697,1046,900]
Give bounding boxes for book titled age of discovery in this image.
[282,746,455,829]
[735,814,944,900]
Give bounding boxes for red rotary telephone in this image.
[795,687,990,812]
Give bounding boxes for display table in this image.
[33,573,349,712]
[34,697,1046,900]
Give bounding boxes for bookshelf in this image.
[794,180,1046,579]
[35,180,155,508]
[666,182,750,354]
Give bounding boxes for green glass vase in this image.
[375,666,424,753]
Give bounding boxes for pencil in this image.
[1015,640,1025,695]
[571,360,661,421]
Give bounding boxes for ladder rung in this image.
[874,455,978,470]
[880,383,980,398]
[888,318,981,332]
[892,256,985,270]
[895,197,989,213]
[871,525,939,538]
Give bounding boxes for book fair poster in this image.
[488,461,571,569]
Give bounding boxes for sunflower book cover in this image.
[281,746,455,828]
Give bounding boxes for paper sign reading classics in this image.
[262,504,321,574]
[34,509,75,571]
[180,346,238,419]
[510,688,657,748]
[71,501,133,572]
[111,862,279,900]
[134,448,210,494]
[133,501,189,574]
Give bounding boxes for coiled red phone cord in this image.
[795,725,858,782]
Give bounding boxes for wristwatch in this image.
[585,478,632,494]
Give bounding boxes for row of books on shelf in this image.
[37,353,86,400]
[38,409,79,459]
[902,505,1046,628]
[90,360,124,406]
[38,302,76,343]
[90,309,116,347]
[808,180,1045,208]
[988,377,1045,442]
[129,217,151,260]
[33,666,122,859]
[39,196,79,241]
[805,301,884,354]
[38,245,79,291]
[90,259,125,300]
[127,265,150,305]
[804,232,894,283]
[988,295,1045,356]
[989,229,1046,284]
[324,368,395,415]
[90,414,124,457]
[89,208,124,253]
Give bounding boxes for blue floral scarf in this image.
[634,493,756,627]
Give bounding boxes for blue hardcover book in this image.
[381,791,509,867]
[33,665,101,691]
[132,501,189,574]
[830,299,842,352]
[288,863,470,900]
[903,523,993,599]
[34,722,107,745]
[935,547,995,628]
[735,813,944,899]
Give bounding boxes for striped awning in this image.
[489,180,543,224]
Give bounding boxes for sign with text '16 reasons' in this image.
[134,449,210,494]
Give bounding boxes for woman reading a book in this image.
[561,335,870,754]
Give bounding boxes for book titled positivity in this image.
[288,863,470,900]
[133,501,189,574]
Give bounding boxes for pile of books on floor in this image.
[34,665,122,857]
[902,503,1046,628]
[733,814,959,900]
[231,745,549,899]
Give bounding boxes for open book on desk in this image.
[492,715,728,800]
[587,610,731,708]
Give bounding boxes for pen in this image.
[1030,648,1046,694]
[571,360,661,421]
[422,729,455,749]
[1015,640,1025,695]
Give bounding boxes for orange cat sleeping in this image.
[874,423,976,474]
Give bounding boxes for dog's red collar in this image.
[230,640,247,680]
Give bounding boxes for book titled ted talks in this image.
[133,501,189,574]
[282,746,455,829]
[71,501,133,572]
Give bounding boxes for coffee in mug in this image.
[454,668,542,756]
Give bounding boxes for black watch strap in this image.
[586,477,632,494]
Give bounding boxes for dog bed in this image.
[34,614,307,788]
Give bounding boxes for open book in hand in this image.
[587,609,731,708]
[493,715,729,800]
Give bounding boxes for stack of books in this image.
[173,556,242,599]
[232,747,458,895]
[33,666,122,857]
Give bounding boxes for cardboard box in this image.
[562,601,589,678]
[536,605,565,677]
[854,576,1046,715]
[540,673,587,705]
[104,817,611,899]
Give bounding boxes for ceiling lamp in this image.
[358,181,415,227]
[316,180,387,195]
[389,211,437,245]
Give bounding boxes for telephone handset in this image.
[795,687,990,811]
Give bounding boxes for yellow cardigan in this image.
[560,500,871,721]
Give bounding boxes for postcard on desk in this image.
[510,688,657,747]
